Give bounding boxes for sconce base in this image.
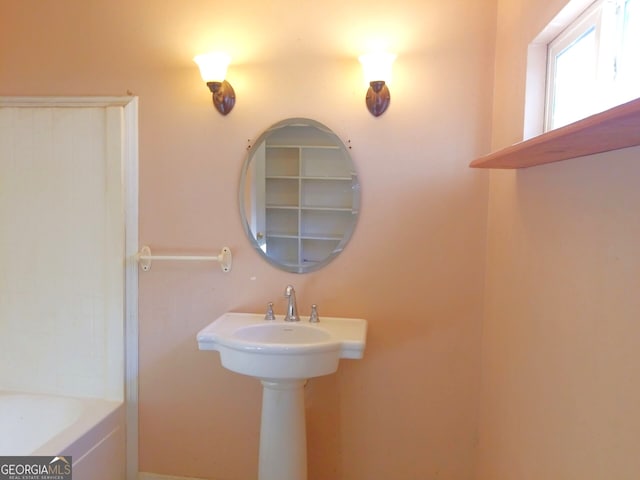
[365,81,390,117]
[207,80,236,115]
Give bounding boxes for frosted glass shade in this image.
[359,52,396,84]
[193,52,231,82]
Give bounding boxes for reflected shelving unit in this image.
[265,143,356,268]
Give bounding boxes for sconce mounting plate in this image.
[207,80,236,115]
[365,81,390,117]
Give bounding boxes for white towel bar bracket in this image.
[136,245,232,273]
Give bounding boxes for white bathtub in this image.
[0,391,125,480]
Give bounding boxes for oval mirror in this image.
[240,118,360,273]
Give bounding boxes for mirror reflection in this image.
[240,118,360,273]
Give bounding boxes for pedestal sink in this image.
[197,312,367,480]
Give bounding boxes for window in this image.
[546,0,640,130]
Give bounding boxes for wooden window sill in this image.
[469,97,640,169]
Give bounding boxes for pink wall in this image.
[1,0,495,478]
[478,0,640,478]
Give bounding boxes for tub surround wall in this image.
[0,105,125,401]
[0,0,494,478]
[477,0,640,478]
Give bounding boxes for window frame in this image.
[545,0,605,131]
[543,0,639,131]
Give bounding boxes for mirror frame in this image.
[239,118,360,273]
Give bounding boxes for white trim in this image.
[524,43,548,139]
[0,96,135,107]
[0,96,140,480]
[123,97,140,480]
[545,0,604,130]
[138,474,207,480]
[524,0,600,138]
[535,0,598,44]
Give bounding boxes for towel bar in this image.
[136,245,232,272]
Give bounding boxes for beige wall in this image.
[0,1,495,478]
[477,0,640,479]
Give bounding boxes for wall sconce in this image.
[359,52,396,117]
[193,52,236,115]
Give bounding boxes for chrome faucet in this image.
[284,284,299,322]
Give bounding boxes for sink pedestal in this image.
[197,312,368,480]
[259,380,307,480]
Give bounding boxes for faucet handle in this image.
[264,302,275,321]
[309,304,319,323]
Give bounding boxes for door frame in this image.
[0,96,140,479]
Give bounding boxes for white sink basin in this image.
[233,322,333,344]
[197,312,367,380]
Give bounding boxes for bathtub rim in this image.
[0,390,124,461]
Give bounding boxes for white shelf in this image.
[301,206,353,211]
[266,205,299,210]
[267,175,351,180]
[267,144,340,150]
